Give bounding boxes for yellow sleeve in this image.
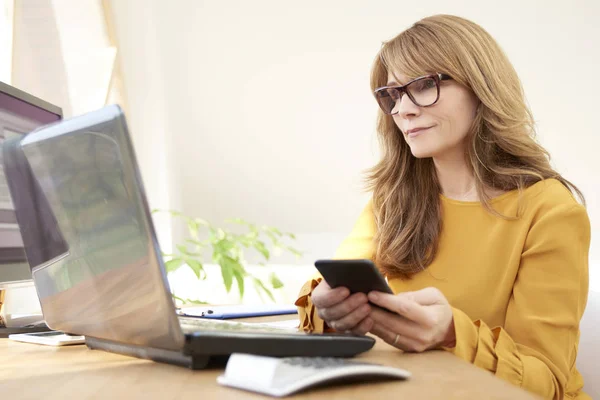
[332,198,377,260]
[444,204,590,399]
[295,199,377,332]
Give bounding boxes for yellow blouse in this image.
[295,179,591,399]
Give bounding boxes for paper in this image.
[252,319,299,330]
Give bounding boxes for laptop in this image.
[2,105,375,368]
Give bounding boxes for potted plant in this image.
[153,210,302,304]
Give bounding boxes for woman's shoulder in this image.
[521,180,591,249]
[521,178,582,209]
[486,178,586,223]
[517,179,589,233]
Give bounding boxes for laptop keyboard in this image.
[178,317,303,335]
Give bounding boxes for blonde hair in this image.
[366,14,583,278]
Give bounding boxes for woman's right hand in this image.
[311,280,373,335]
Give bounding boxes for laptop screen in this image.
[5,105,184,350]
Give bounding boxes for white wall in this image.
[106,1,181,252]
[108,1,600,289]
[0,0,14,83]
[12,0,72,117]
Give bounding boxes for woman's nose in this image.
[393,93,420,117]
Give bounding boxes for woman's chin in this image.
[409,147,436,159]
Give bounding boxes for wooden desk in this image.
[0,317,538,399]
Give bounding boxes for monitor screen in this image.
[0,81,62,286]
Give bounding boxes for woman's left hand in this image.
[366,287,456,352]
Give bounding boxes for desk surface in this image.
[0,316,538,399]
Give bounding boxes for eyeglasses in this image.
[374,73,452,115]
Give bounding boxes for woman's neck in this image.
[433,154,478,201]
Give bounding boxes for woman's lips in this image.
[406,126,432,138]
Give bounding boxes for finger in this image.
[328,303,371,332]
[401,287,445,306]
[368,291,434,327]
[312,281,350,308]
[369,306,424,341]
[318,292,368,322]
[369,323,426,353]
[368,323,409,352]
[350,316,374,336]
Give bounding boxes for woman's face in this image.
[387,70,480,160]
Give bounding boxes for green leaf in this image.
[219,256,247,295]
[252,277,275,302]
[176,244,200,257]
[172,293,208,306]
[281,245,303,258]
[254,240,270,260]
[267,227,283,236]
[237,237,252,248]
[225,218,249,225]
[227,255,240,266]
[255,287,265,302]
[214,238,235,254]
[269,272,284,289]
[208,226,218,242]
[232,268,245,298]
[184,298,209,305]
[167,209,185,218]
[184,239,206,250]
[264,230,278,244]
[172,293,185,304]
[165,258,184,273]
[219,258,234,293]
[187,219,199,240]
[247,223,258,234]
[186,259,206,280]
[194,217,209,226]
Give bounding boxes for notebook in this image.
[178,304,298,319]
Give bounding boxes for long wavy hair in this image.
[366,14,584,278]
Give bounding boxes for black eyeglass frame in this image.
[374,73,452,115]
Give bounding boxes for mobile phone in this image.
[8,330,85,346]
[314,259,393,295]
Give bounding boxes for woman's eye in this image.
[414,79,435,92]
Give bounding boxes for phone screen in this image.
[314,259,393,295]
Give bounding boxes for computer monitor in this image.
[0,81,62,289]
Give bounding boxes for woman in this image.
[295,14,591,400]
